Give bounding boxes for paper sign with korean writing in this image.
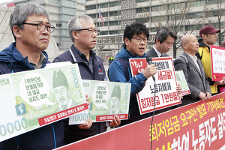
[69,80,131,124]
[0,62,88,142]
[55,92,225,150]
[210,45,225,81]
[129,57,181,115]
[175,70,191,96]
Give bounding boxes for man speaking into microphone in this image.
[108,22,157,126]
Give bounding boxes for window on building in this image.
[168,2,185,9]
[169,14,183,20]
[97,12,108,17]
[136,7,150,13]
[109,21,121,26]
[100,31,108,35]
[185,24,203,31]
[100,22,108,26]
[136,0,149,2]
[136,18,150,23]
[86,5,96,10]
[205,0,225,5]
[186,12,204,19]
[109,30,119,35]
[151,5,164,11]
[152,16,165,22]
[187,0,204,7]
[109,1,121,7]
[109,11,121,16]
[89,14,96,18]
[151,27,158,32]
[98,3,108,8]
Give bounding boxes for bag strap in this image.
[114,58,130,81]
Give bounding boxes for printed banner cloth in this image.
[129,57,181,115]
[69,80,131,124]
[56,92,225,150]
[0,62,88,142]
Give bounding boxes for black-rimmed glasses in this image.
[74,28,100,34]
[23,23,55,33]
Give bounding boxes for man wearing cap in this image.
[53,69,77,111]
[196,25,225,95]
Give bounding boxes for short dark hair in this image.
[123,22,149,48]
[155,26,177,43]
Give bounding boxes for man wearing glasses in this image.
[53,15,120,145]
[146,26,177,58]
[0,4,63,150]
[108,22,157,126]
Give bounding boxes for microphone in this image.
[146,56,155,81]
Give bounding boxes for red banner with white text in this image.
[56,92,225,150]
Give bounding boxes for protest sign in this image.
[69,80,131,124]
[0,62,88,142]
[55,92,225,150]
[175,70,191,96]
[210,45,225,81]
[129,57,181,115]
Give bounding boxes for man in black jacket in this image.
[146,26,177,58]
[53,15,120,145]
[0,4,64,150]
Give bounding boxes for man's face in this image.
[202,33,218,46]
[125,33,147,56]
[185,35,199,54]
[74,18,97,50]
[110,97,119,112]
[156,35,175,54]
[54,86,70,106]
[19,15,50,53]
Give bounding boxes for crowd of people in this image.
[0,3,224,150]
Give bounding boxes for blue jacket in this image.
[108,47,149,123]
[0,43,64,150]
[53,45,107,137]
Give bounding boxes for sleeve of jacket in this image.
[174,57,201,99]
[108,60,147,97]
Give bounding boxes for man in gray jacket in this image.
[174,34,211,106]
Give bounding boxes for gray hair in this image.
[10,3,50,40]
[68,15,94,42]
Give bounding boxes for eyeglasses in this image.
[132,37,148,43]
[23,23,55,33]
[74,28,100,34]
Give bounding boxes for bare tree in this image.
[151,0,203,58]
[204,0,224,45]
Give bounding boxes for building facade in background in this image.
[13,0,225,62]
[86,0,225,61]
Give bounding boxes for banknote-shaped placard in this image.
[0,62,88,142]
[69,80,131,124]
[175,71,190,96]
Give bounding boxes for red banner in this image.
[56,92,225,150]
